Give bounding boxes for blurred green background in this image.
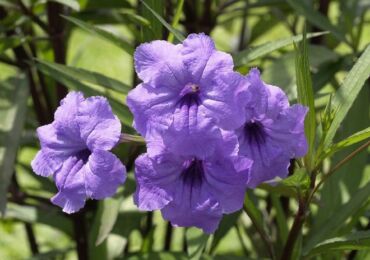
[0,0,369,259]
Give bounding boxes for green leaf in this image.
[259,168,310,198]
[305,231,370,257]
[320,127,370,161]
[286,0,348,44]
[0,36,28,54]
[233,32,328,66]
[0,75,28,214]
[271,194,288,245]
[63,16,134,55]
[4,203,73,236]
[186,227,209,260]
[93,196,123,246]
[322,45,370,148]
[35,59,131,95]
[304,180,370,253]
[0,0,17,9]
[210,211,242,253]
[126,252,188,260]
[47,0,80,11]
[35,61,133,128]
[140,0,185,42]
[294,29,316,169]
[167,0,184,43]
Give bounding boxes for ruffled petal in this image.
[247,157,291,188]
[36,123,85,172]
[77,96,121,151]
[164,104,222,159]
[126,83,177,138]
[51,154,87,213]
[53,91,84,141]
[134,153,181,210]
[161,178,223,234]
[204,156,251,213]
[181,33,217,82]
[244,68,269,120]
[265,104,308,158]
[31,151,54,177]
[134,40,187,88]
[265,84,290,119]
[200,72,248,130]
[85,150,126,200]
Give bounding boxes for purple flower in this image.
[127,33,247,158]
[133,132,252,233]
[236,69,308,187]
[31,92,126,213]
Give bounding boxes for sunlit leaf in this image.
[286,0,348,44]
[35,59,131,95]
[140,0,185,42]
[63,16,134,55]
[233,32,328,66]
[294,29,316,169]
[322,45,370,148]
[186,227,209,260]
[304,180,370,253]
[0,75,28,214]
[305,231,370,257]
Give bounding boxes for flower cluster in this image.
[127,33,307,233]
[31,33,307,233]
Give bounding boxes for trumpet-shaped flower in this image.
[31,92,126,213]
[133,132,252,233]
[236,69,308,187]
[127,33,247,158]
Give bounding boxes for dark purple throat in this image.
[244,121,267,145]
[181,158,205,187]
[177,83,201,108]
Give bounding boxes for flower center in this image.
[177,83,201,108]
[76,149,91,163]
[244,120,267,145]
[181,158,205,187]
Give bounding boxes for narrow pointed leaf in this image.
[0,75,28,214]
[320,127,370,161]
[233,32,328,66]
[63,16,134,55]
[140,0,185,42]
[47,0,80,11]
[323,45,370,148]
[186,227,209,260]
[35,59,131,94]
[294,30,316,168]
[286,0,348,44]
[305,231,370,257]
[167,0,184,42]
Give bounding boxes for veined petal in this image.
[265,104,308,158]
[161,178,222,234]
[85,150,126,200]
[53,91,84,141]
[200,72,248,130]
[204,156,251,213]
[127,83,177,138]
[134,40,186,88]
[134,153,181,211]
[164,105,222,159]
[51,154,87,214]
[77,96,121,151]
[36,124,85,172]
[182,33,216,81]
[31,151,54,177]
